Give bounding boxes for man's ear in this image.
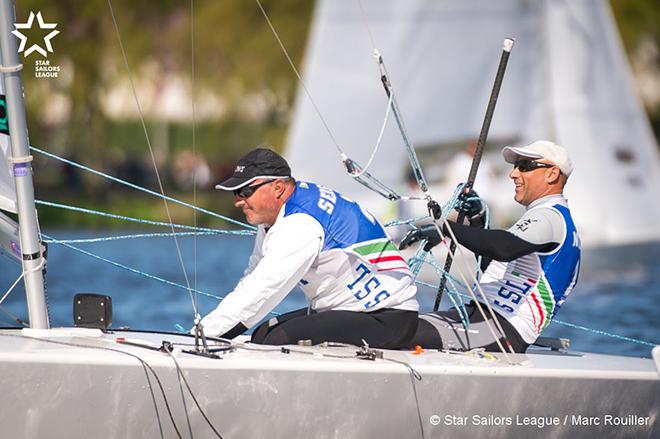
[274,180,287,198]
[546,167,561,185]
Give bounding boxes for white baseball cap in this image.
[502,140,573,177]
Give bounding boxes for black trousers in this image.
[251,307,419,349]
[410,302,529,353]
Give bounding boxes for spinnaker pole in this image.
[0,0,49,328]
[434,38,514,311]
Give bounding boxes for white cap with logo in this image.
[502,140,573,177]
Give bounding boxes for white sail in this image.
[0,74,15,214]
[285,0,660,246]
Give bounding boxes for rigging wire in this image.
[402,185,474,327]
[372,34,517,356]
[38,232,282,318]
[41,231,250,245]
[412,279,659,349]
[348,91,394,179]
[34,200,254,235]
[254,0,343,156]
[5,1,646,358]
[434,39,514,310]
[107,0,196,317]
[376,55,431,196]
[0,332,183,439]
[41,233,225,301]
[356,0,378,52]
[145,361,167,439]
[0,273,24,307]
[0,305,28,327]
[175,361,194,439]
[356,0,431,197]
[394,182,514,358]
[0,258,45,307]
[254,0,401,200]
[432,216,515,358]
[236,338,426,437]
[166,350,224,438]
[190,0,200,323]
[383,356,425,439]
[29,146,254,230]
[355,0,422,189]
[397,181,513,356]
[255,0,510,357]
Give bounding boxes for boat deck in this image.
[0,327,656,378]
[0,327,657,438]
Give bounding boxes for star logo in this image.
[12,11,59,58]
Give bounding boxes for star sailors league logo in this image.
[12,11,61,78]
[13,11,59,57]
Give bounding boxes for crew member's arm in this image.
[444,220,557,261]
[200,213,323,338]
[400,207,564,262]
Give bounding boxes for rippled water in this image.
[1,231,658,358]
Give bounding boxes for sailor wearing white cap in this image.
[401,140,581,352]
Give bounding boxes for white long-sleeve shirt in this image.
[200,181,418,337]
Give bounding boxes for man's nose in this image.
[234,198,245,208]
[509,167,519,179]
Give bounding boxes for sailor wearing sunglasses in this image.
[400,141,581,353]
[196,148,419,348]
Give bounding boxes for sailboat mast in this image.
[0,0,49,329]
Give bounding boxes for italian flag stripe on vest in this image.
[352,240,409,272]
[536,276,556,330]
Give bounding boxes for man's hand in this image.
[399,224,442,251]
[456,188,484,220]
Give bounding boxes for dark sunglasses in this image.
[233,180,274,198]
[514,159,555,173]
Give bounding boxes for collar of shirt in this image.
[526,194,567,211]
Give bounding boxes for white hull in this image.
[1,328,657,438]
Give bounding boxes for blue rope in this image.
[413,272,469,327]
[391,182,493,328]
[30,145,255,231]
[384,215,430,228]
[41,233,280,317]
[43,231,253,244]
[29,148,658,350]
[35,199,256,235]
[414,280,658,348]
[408,243,472,326]
[552,319,658,348]
[43,233,224,301]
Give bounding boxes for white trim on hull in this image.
[0,328,657,438]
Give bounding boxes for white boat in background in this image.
[285,0,660,247]
[0,1,659,438]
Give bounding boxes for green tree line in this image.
[14,0,314,227]
[7,0,659,228]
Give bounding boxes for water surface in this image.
[1,231,658,358]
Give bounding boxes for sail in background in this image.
[285,0,660,247]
